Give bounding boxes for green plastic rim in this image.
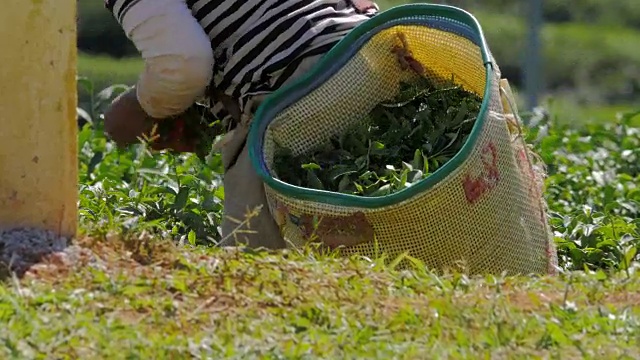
[248,3,494,209]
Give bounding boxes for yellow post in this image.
[0,0,78,237]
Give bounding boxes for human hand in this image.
[147,117,198,153]
[104,87,155,148]
[104,87,198,153]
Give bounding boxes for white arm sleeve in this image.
[117,0,214,119]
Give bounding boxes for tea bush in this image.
[77,79,639,272]
[77,79,225,245]
[524,109,639,271]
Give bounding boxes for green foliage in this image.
[76,78,225,246]
[76,78,639,272]
[524,109,640,271]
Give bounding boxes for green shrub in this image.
[77,78,224,244]
[523,109,640,271]
[77,79,640,272]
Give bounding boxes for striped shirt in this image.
[106,0,378,124]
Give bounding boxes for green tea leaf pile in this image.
[273,77,483,197]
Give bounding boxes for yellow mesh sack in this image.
[248,4,558,276]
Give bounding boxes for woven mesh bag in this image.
[248,4,558,276]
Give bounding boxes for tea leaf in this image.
[273,77,482,197]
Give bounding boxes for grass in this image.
[77,53,142,100]
[2,237,639,358]
[2,76,640,357]
[78,53,142,85]
[543,99,640,127]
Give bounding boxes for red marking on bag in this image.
[462,142,500,204]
